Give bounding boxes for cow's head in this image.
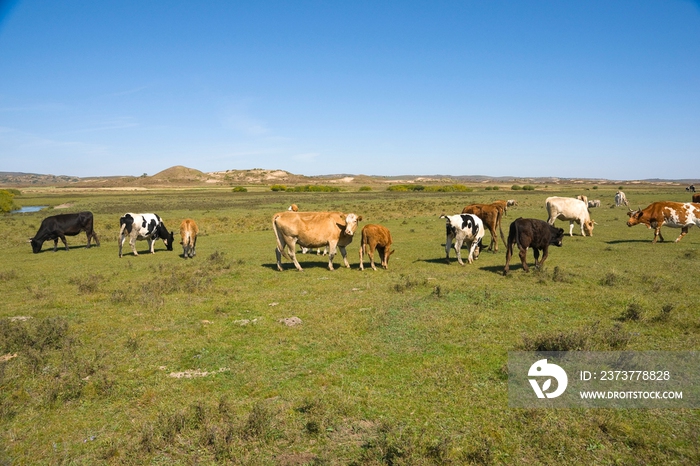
[343,213,362,236]
[165,230,174,250]
[583,219,596,236]
[550,227,565,247]
[29,237,43,253]
[626,208,643,227]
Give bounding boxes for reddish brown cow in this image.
[627,202,700,243]
[693,194,700,203]
[359,224,394,271]
[179,219,199,259]
[461,203,506,252]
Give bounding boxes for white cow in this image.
[545,197,596,237]
[273,211,362,271]
[588,199,601,208]
[440,213,485,265]
[615,191,629,207]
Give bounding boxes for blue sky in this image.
[0,1,698,179]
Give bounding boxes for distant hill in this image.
[0,166,696,188]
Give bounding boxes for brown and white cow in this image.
[626,202,700,243]
[179,219,199,259]
[545,197,596,237]
[693,194,700,203]
[359,224,394,271]
[461,203,506,252]
[273,211,362,271]
[491,200,509,216]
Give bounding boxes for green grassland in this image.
[1,185,699,465]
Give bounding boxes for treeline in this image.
[386,184,473,192]
[270,185,341,192]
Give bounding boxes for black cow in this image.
[503,218,564,275]
[30,211,100,253]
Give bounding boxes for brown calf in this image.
[693,194,700,203]
[359,224,394,270]
[179,219,199,258]
[461,203,506,252]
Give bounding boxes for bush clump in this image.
[511,185,523,191]
[387,184,472,192]
[270,185,287,192]
[0,189,20,213]
[231,186,247,192]
[358,186,372,191]
[288,185,340,192]
[522,185,535,191]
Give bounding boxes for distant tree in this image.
[0,189,19,213]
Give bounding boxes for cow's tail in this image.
[119,215,133,238]
[497,208,506,245]
[272,214,291,260]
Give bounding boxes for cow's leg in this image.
[467,240,478,264]
[539,246,550,269]
[119,234,125,258]
[519,246,530,272]
[53,238,59,252]
[454,236,465,266]
[489,226,498,252]
[130,235,139,256]
[339,246,350,268]
[369,244,377,271]
[533,248,541,268]
[444,232,454,263]
[675,226,689,243]
[327,240,339,271]
[60,235,69,251]
[285,238,303,271]
[652,227,663,243]
[93,232,100,247]
[569,221,575,237]
[191,236,197,257]
[148,237,156,254]
[359,244,365,271]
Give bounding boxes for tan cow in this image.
[179,219,199,259]
[288,204,328,255]
[461,203,506,252]
[359,224,394,271]
[273,211,362,271]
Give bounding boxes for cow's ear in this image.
[357,216,363,222]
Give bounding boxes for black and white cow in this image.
[29,211,100,253]
[118,213,174,257]
[440,213,485,265]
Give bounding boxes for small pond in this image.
[11,206,48,213]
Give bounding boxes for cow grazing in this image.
[359,224,394,271]
[693,194,700,203]
[440,213,485,265]
[29,211,100,253]
[626,202,700,243]
[615,191,629,207]
[545,197,596,237]
[503,218,564,275]
[491,200,510,216]
[119,213,174,257]
[179,219,199,259]
[687,185,696,193]
[273,211,362,271]
[461,204,506,252]
[588,199,601,208]
[507,199,518,207]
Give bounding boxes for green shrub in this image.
[0,189,20,213]
[288,185,340,192]
[511,185,522,191]
[484,186,493,191]
[270,185,287,192]
[522,185,535,191]
[387,184,471,193]
[231,186,247,192]
[492,186,499,191]
[359,186,372,192]
[592,186,598,190]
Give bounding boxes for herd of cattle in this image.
[26,190,700,275]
